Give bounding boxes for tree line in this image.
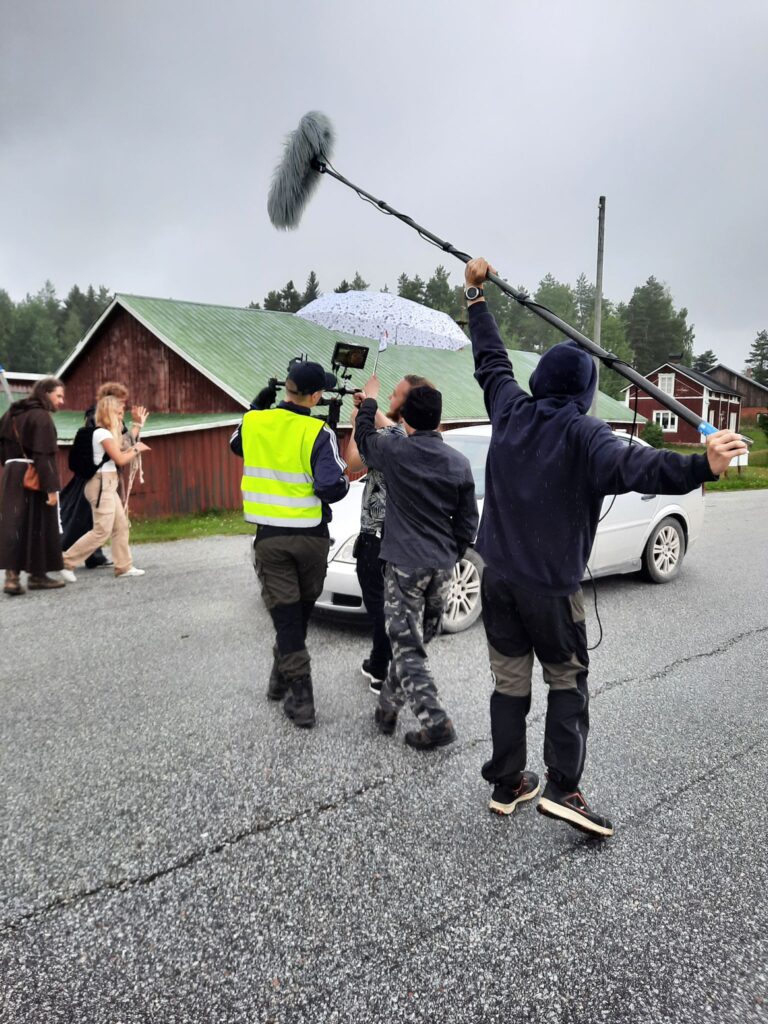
[2,274,766,397]
[251,266,740,398]
[0,283,111,378]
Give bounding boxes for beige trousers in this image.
[62,473,132,575]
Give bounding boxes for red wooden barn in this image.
[623,362,742,444]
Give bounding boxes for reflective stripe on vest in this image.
[240,408,324,527]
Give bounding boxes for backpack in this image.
[69,425,108,479]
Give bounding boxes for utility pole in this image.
[589,195,606,416]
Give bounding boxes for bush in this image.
[757,412,768,442]
[641,422,665,448]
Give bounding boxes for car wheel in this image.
[641,516,685,583]
[442,549,484,633]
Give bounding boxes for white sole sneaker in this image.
[59,569,77,583]
[116,568,145,578]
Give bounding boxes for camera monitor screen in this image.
[332,341,369,370]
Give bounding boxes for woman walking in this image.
[60,395,149,581]
[0,376,66,595]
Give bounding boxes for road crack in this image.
[2,624,765,934]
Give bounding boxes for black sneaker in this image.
[374,706,397,736]
[361,659,386,695]
[404,719,457,750]
[537,779,614,838]
[488,772,540,816]
[85,554,113,569]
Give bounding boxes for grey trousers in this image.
[252,531,330,681]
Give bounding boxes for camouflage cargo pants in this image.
[379,563,452,729]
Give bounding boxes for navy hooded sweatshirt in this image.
[468,303,718,596]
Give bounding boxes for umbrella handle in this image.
[316,162,752,447]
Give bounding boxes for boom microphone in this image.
[267,111,751,444]
[267,111,335,230]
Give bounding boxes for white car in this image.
[314,424,706,633]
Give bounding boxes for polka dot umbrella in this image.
[295,290,469,351]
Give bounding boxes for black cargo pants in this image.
[253,531,331,682]
[480,565,590,793]
[354,531,392,677]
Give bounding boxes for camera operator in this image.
[230,362,348,729]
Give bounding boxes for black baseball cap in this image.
[286,361,336,395]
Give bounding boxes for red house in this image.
[623,363,742,444]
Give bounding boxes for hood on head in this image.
[528,341,597,413]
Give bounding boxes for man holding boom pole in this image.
[464,257,747,838]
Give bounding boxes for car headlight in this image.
[333,534,359,564]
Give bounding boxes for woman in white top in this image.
[61,395,150,581]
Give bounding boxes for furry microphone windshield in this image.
[267,111,335,229]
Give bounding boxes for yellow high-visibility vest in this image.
[240,408,324,527]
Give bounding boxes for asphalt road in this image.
[1,490,766,1024]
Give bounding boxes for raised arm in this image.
[465,258,527,421]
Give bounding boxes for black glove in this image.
[252,384,277,410]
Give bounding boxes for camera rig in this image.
[260,340,370,432]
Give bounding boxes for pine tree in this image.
[350,272,369,291]
[279,280,302,313]
[263,290,284,311]
[745,329,768,385]
[334,279,351,293]
[397,273,425,304]
[620,277,694,373]
[300,271,320,307]
[0,289,15,368]
[423,265,454,314]
[692,349,718,372]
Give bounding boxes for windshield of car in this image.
[442,434,489,498]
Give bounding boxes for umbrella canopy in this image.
[295,290,468,351]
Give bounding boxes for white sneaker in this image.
[116,567,145,578]
[59,569,77,583]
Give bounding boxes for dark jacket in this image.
[468,303,718,596]
[229,400,348,536]
[0,398,63,574]
[354,398,478,571]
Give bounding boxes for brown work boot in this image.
[27,575,66,590]
[4,570,24,596]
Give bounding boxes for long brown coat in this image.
[0,399,63,574]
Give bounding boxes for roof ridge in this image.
[117,293,269,314]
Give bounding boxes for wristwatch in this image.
[464,285,484,302]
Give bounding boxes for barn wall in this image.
[708,367,768,411]
[62,308,242,414]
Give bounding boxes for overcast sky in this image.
[2,0,766,369]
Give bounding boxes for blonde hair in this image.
[95,395,123,440]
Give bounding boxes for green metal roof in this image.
[56,294,642,426]
[52,411,241,443]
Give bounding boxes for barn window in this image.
[654,410,678,432]
[657,373,675,395]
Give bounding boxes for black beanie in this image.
[402,385,442,431]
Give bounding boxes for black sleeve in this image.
[468,303,528,422]
[452,469,479,561]
[310,424,349,505]
[586,425,718,496]
[229,420,243,457]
